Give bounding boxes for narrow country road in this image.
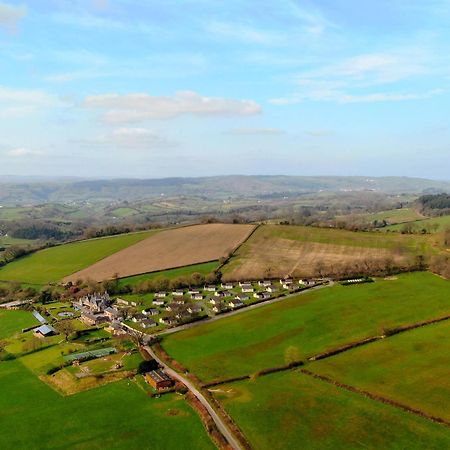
[143,345,243,450]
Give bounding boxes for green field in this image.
[214,371,450,450]
[0,310,38,339]
[385,214,450,232]
[118,261,220,287]
[162,273,450,382]
[311,320,450,421]
[0,359,214,450]
[364,208,425,224]
[0,230,159,285]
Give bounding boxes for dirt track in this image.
[64,224,255,282]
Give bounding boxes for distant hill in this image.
[0,175,449,205]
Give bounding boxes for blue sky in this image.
[0,0,449,179]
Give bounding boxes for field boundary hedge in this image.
[300,369,450,428]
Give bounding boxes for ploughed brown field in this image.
[64,224,255,282]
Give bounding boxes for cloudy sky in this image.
[0,0,449,179]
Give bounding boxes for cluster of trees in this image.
[312,255,427,280]
[417,193,450,216]
[399,222,440,234]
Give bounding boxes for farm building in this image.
[104,307,122,320]
[106,321,127,336]
[141,319,157,329]
[159,317,177,326]
[144,370,173,390]
[34,324,56,338]
[142,308,159,316]
[132,313,146,322]
[241,283,254,293]
[188,289,200,295]
[80,310,109,326]
[214,291,226,298]
[116,298,130,306]
[229,299,244,309]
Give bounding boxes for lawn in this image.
[0,310,37,339]
[222,224,436,280]
[0,359,214,450]
[213,371,450,450]
[0,229,160,285]
[162,272,450,382]
[118,261,220,287]
[311,320,450,421]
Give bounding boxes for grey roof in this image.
[35,324,55,335]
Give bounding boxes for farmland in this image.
[162,273,450,382]
[311,320,450,421]
[222,224,435,280]
[213,371,450,450]
[0,359,214,450]
[0,310,38,339]
[0,230,159,285]
[65,223,255,283]
[118,261,220,288]
[385,214,450,232]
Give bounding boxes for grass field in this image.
[213,371,450,450]
[222,224,435,280]
[0,359,214,450]
[0,310,37,339]
[118,261,219,287]
[341,208,425,225]
[0,230,159,285]
[311,320,450,421]
[385,214,450,232]
[162,272,450,382]
[65,223,255,283]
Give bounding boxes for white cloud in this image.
[0,86,57,117]
[270,48,445,105]
[6,147,43,157]
[226,127,283,135]
[83,90,261,123]
[73,127,176,150]
[0,2,26,33]
[306,129,334,137]
[271,88,444,105]
[205,21,282,45]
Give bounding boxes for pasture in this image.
[311,320,450,421]
[0,310,37,339]
[385,214,450,232]
[65,223,254,283]
[0,359,214,450]
[162,273,450,382]
[213,371,450,450]
[222,224,435,280]
[118,261,219,287]
[0,230,159,285]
